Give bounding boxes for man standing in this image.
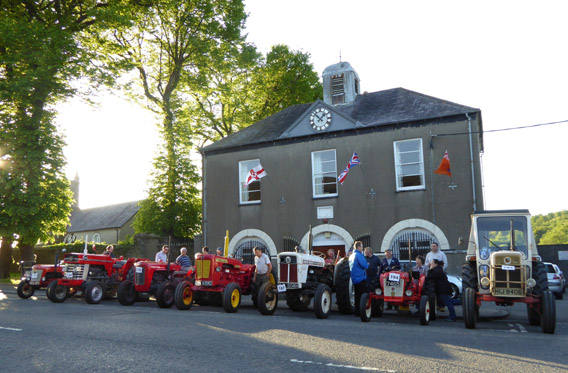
[425,242,448,272]
[380,249,401,272]
[349,241,368,316]
[364,247,381,292]
[176,247,192,270]
[253,247,272,286]
[155,245,168,263]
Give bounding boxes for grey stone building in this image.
[200,62,484,273]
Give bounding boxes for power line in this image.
[434,119,568,137]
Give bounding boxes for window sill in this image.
[312,195,338,200]
[239,201,261,206]
[395,187,426,193]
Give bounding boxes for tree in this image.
[532,210,568,245]
[112,0,247,236]
[0,1,136,277]
[187,44,323,145]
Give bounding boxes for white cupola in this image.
[322,61,360,106]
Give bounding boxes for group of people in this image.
[349,241,456,321]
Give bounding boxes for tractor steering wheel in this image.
[314,251,327,259]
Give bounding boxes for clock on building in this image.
[309,107,332,131]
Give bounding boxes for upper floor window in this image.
[312,149,338,198]
[393,139,425,191]
[239,159,261,204]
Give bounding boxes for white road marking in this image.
[290,359,396,372]
[0,326,23,331]
[516,323,528,333]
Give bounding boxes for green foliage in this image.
[532,210,568,244]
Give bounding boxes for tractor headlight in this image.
[42,277,46,282]
[480,277,490,288]
[405,290,413,297]
[375,288,382,295]
[215,267,221,272]
[195,280,201,286]
[526,278,536,288]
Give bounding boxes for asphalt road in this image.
[1,285,567,372]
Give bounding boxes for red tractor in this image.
[17,249,66,299]
[174,253,270,313]
[46,252,148,304]
[117,261,193,308]
[359,269,436,325]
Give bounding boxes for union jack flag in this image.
[338,152,360,184]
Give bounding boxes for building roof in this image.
[67,201,140,233]
[201,87,479,153]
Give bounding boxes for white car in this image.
[544,262,565,300]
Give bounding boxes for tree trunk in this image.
[20,244,35,263]
[0,236,13,279]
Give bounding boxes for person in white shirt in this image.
[253,247,272,285]
[155,245,169,263]
[425,242,448,272]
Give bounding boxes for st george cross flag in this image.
[244,164,267,187]
[338,152,361,184]
[434,151,452,177]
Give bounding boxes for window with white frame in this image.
[393,139,425,191]
[312,149,338,197]
[239,159,261,204]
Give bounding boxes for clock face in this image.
[309,107,332,131]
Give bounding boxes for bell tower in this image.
[322,61,360,106]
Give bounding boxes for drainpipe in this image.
[429,132,436,224]
[465,113,477,211]
[202,153,207,246]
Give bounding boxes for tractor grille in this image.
[279,263,298,283]
[490,252,525,297]
[196,260,211,280]
[135,267,145,285]
[64,264,86,280]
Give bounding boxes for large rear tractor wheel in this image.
[527,261,549,326]
[419,295,431,325]
[461,262,478,290]
[463,287,478,329]
[17,281,35,299]
[360,293,372,322]
[156,282,175,308]
[223,283,241,313]
[541,290,556,334]
[286,291,311,311]
[85,280,105,304]
[335,259,354,314]
[117,280,137,306]
[46,281,68,303]
[314,283,332,319]
[174,281,193,311]
[258,282,278,315]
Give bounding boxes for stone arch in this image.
[300,224,354,252]
[228,229,277,258]
[380,219,450,252]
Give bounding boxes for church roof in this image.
[67,201,140,232]
[201,87,479,153]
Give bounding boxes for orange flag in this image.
[434,151,452,177]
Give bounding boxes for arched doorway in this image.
[299,224,354,259]
[380,219,450,258]
[228,229,277,264]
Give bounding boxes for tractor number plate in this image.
[388,273,400,282]
[135,267,143,273]
[31,272,38,279]
[502,265,515,271]
[494,288,523,296]
[65,272,73,279]
[277,284,287,292]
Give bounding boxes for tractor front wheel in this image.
[17,280,35,299]
[156,282,175,308]
[360,293,372,322]
[46,281,68,303]
[372,298,384,317]
[286,291,311,311]
[85,280,104,304]
[117,280,137,306]
[541,290,556,334]
[258,282,278,315]
[174,281,193,310]
[419,295,431,325]
[314,283,332,319]
[223,283,241,313]
[463,287,478,329]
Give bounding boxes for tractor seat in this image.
[112,261,126,269]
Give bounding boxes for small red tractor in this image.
[174,253,273,313]
[117,261,193,308]
[46,252,148,304]
[17,249,66,299]
[360,269,435,325]
[462,210,556,333]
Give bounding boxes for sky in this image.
[56,0,568,215]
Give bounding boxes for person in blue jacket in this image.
[349,241,369,316]
[380,248,401,272]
